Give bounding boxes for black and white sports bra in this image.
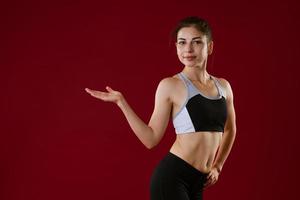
[172,72,228,134]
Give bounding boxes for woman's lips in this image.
[184,56,196,60]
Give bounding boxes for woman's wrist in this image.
[116,94,126,108]
[213,165,222,173]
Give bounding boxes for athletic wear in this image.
[172,72,227,134]
[150,151,209,200]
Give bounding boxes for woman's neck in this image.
[182,65,210,84]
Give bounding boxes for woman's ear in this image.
[208,40,214,55]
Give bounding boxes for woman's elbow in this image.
[225,125,237,137]
[145,128,163,149]
[145,143,155,150]
[145,140,159,150]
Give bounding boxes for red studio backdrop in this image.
[1,0,299,200]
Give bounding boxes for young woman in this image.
[85,16,236,200]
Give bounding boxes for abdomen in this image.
[169,131,222,173]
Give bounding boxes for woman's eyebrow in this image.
[192,37,202,40]
[178,36,203,40]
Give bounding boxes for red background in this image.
[1,0,299,199]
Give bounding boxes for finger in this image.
[86,88,98,96]
[85,88,92,93]
[88,90,107,100]
[85,88,98,95]
[210,178,215,185]
[206,175,215,185]
[206,172,212,179]
[211,176,218,185]
[86,88,103,96]
[106,86,113,92]
[211,179,217,185]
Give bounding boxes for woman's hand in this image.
[85,86,124,106]
[203,167,220,189]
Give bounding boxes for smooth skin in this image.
[85,26,236,189]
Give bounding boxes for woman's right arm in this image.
[85,77,173,149]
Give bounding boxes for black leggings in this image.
[150,152,209,200]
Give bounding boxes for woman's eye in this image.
[178,41,185,45]
[194,41,202,44]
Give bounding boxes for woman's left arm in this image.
[204,79,237,189]
[212,78,237,173]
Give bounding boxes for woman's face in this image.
[176,26,213,68]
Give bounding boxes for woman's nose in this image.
[184,43,193,52]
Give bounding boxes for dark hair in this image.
[171,16,213,42]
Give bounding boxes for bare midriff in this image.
[169,131,223,174]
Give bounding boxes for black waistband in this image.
[166,152,209,177]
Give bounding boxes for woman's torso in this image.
[169,72,225,173]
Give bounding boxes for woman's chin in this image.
[181,60,204,68]
[183,62,197,68]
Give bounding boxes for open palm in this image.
[85,86,123,104]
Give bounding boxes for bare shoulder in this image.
[155,74,181,101]
[157,74,181,89]
[215,77,231,89]
[213,76,234,99]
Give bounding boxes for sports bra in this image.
[172,72,228,134]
